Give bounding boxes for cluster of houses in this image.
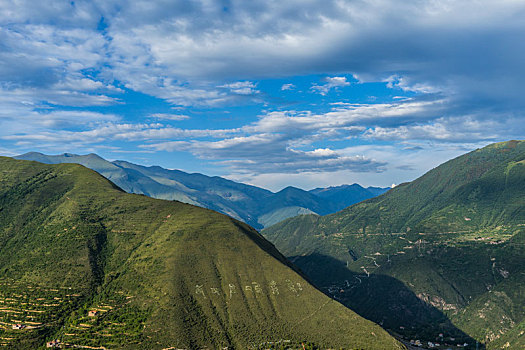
[41,310,99,348]
[409,338,469,348]
[11,323,26,330]
[409,339,442,347]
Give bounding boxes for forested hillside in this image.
[263,140,525,349]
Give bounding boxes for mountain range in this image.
[7,141,523,349]
[0,156,403,349]
[14,152,389,229]
[263,140,525,349]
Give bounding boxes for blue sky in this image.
[1,0,524,191]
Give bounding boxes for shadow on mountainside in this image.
[289,253,483,349]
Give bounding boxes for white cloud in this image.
[35,111,120,128]
[383,75,439,94]
[4,122,239,145]
[281,83,295,91]
[138,99,449,174]
[311,76,351,95]
[54,77,123,93]
[233,141,487,191]
[309,148,338,157]
[2,0,524,112]
[363,115,521,142]
[7,95,517,177]
[218,81,259,95]
[149,113,190,121]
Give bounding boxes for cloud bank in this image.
[0,0,524,189]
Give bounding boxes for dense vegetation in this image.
[0,157,402,349]
[263,140,525,349]
[15,152,388,229]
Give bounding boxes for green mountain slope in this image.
[15,153,388,230]
[486,319,525,349]
[0,157,403,349]
[263,140,525,349]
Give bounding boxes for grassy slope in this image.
[0,157,403,349]
[263,140,525,348]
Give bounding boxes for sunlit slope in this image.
[0,157,402,349]
[263,140,525,347]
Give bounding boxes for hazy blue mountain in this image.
[310,183,390,208]
[15,152,387,229]
[257,206,317,228]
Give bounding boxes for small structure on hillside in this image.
[46,339,61,348]
[12,324,26,330]
[88,310,99,317]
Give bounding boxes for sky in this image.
[1,0,524,191]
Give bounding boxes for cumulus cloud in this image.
[311,76,351,95]
[5,123,239,145]
[5,92,521,178]
[2,0,525,110]
[364,115,523,142]
[89,0,524,113]
[219,81,259,95]
[1,1,524,108]
[281,83,295,91]
[143,136,386,175]
[137,99,461,174]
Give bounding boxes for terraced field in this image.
[0,280,83,348]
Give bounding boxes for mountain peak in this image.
[277,185,304,193]
[18,151,45,157]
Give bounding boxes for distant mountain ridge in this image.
[15,152,389,229]
[310,183,391,210]
[262,140,525,349]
